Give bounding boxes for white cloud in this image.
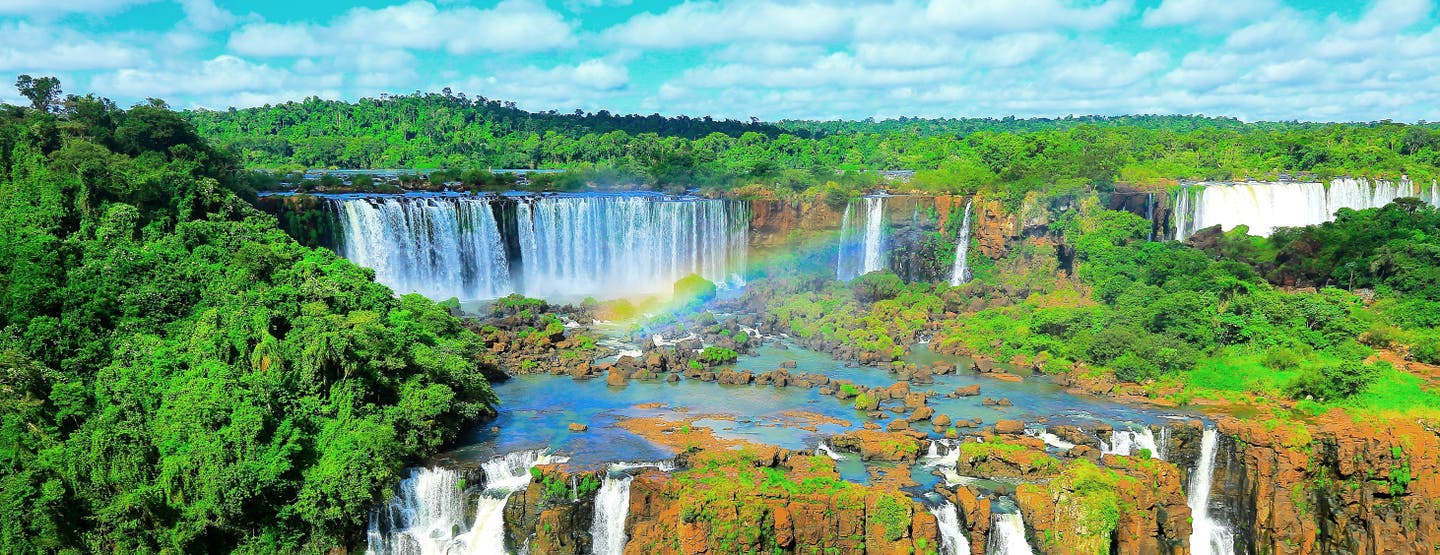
[1141,0,1276,29]
[178,0,239,32]
[227,0,574,57]
[604,1,852,48]
[0,22,146,71]
[89,55,338,98]
[0,0,152,15]
[923,0,1132,33]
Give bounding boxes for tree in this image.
[14,75,62,112]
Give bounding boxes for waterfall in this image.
[515,195,747,298]
[366,450,564,555]
[1145,192,1156,241]
[816,440,845,460]
[837,196,887,280]
[1173,178,1433,239]
[921,439,960,468]
[986,511,1034,555]
[1024,426,1075,451]
[337,196,512,301]
[589,472,633,555]
[1102,428,1161,459]
[930,499,972,555]
[330,193,747,301]
[1187,428,1235,555]
[949,200,974,286]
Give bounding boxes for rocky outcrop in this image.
[503,465,601,554]
[1217,414,1440,555]
[621,448,938,554]
[1015,455,1192,555]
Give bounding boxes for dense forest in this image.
[0,80,500,553]
[188,92,1440,198]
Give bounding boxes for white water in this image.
[338,197,513,301]
[1187,428,1236,555]
[815,440,845,460]
[930,500,971,555]
[332,194,747,301]
[589,473,633,555]
[1024,427,1076,451]
[1174,178,1433,239]
[949,200,974,286]
[837,196,887,280]
[1102,428,1161,459]
[987,511,1034,555]
[515,195,747,298]
[921,439,960,468]
[366,450,564,555]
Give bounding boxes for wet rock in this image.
[982,397,998,406]
[883,381,911,400]
[907,406,935,423]
[996,397,1013,407]
[568,422,588,432]
[903,392,927,409]
[886,419,910,432]
[954,384,981,397]
[933,413,952,427]
[830,430,925,462]
[995,420,1025,435]
[605,369,627,387]
[665,373,679,383]
[779,360,798,368]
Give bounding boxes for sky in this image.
[1,0,1438,122]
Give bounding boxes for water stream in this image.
[949,200,973,286]
[1187,428,1236,555]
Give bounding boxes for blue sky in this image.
[1,0,1437,121]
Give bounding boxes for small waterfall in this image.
[949,200,974,286]
[1101,428,1160,459]
[987,511,1034,555]
[921,439,960,468]
[1024,426,1075,451]
[929,499,972,555]
[366,450,563,555]
[837,196,888,280]
[816,440,845,460]
[589,472,633,555]
[1173,178,1432,239]
[1145,192,1155,241]
[1187,428,1236,555]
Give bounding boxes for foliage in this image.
[698,346,738,364]
[0,80,497,553]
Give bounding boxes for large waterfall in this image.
[987,511,1034,555]
[929,499,971,555]
[330,193,748,300]
[949,200,973,286]
[337,196,513,301]
[589,472,633,555]
[366,450,563,555]
[1174,178,1438,240]
[836,196,887,281]
[1187,428,1235,555]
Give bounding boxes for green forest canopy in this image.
[0,79,500,553]
[186,91,1440,196]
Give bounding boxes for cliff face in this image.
[503,466,600,554]
[1217,415,1440,555]
[621,449,939,555]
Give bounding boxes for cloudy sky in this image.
[2,0,1438,121]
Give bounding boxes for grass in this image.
[1341,367,1440,418]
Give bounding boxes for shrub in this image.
[1286,360,1383,401]
[699,346,738,364]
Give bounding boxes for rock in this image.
[779,360,798,368]
[903,392,927,409]
[954,384,981,397]
[907,406,935,423]
[988,373,1024,383]
[933,413,952,427]
[883,381,911,400]
[644,352,665,370]
[665,373,679,383]
[982,397,998,406]
[996,397,1013,407]
[995,420,1025,435]
[886,419,910,432]
[605,369,627,387]
[1067,445,1100,460]
[568,422,587,432]
[830,430,925,462]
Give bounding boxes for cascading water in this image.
[836,196,887,280]
[515,195,748,298]
[337,196,512,300]
[366,450,563,555]
[1173,178,1434,239]
[1187,428,1236,555]
[1102,428,1161,459]
[987,511,1035,555]
[330,193,747,301]
[929,499,971,555]
[589,472,633,555]
[949,200,974,286]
